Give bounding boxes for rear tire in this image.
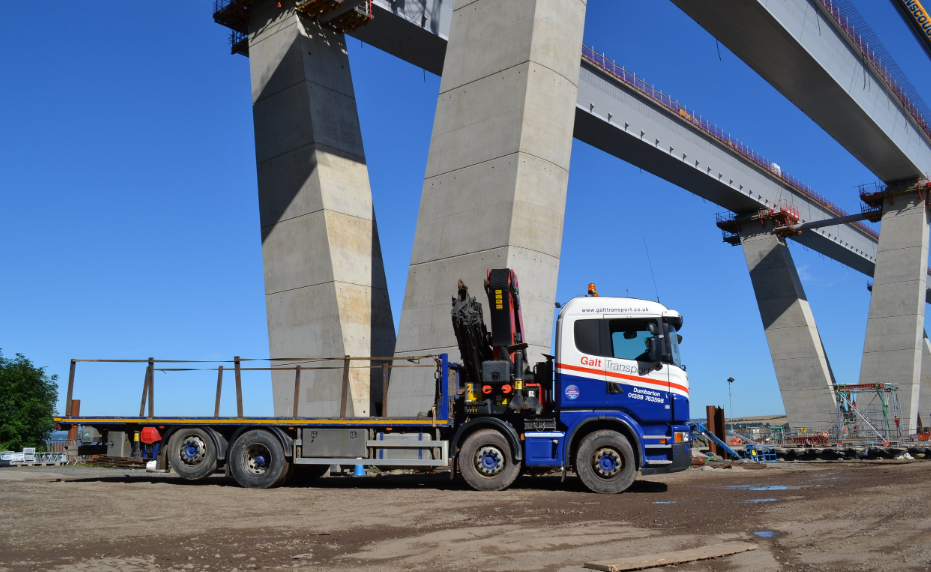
[229,430,290,489]
[575,430,637,494]
[459,429,521,491]
[166,428,217,481]
[276,461,296,487]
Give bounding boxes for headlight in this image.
[674,431,690,443]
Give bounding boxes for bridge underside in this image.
[669,0,931,182]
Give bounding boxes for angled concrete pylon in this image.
[739,220,837,430]
[859,188,930,433]
[248,0,395,417]
[918,331,931,430]
[388,0,588,416]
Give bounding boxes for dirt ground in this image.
[0,460,928,572]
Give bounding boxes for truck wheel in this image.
[166,428,217,481]
[575,430,637,494]
[275,461,296,487]
[229,430,291,489]
[459,429,521,491]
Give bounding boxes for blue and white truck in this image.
[56,269,690,493]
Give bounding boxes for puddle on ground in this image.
[754,531,780,538]
[725,485,789,491]
[652,501,678,504]
[745,498,778,503]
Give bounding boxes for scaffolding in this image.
[297,0,374,33]
[211,0,374,57]
[714,200,801,246]
[213,0,249,33]
[714,212,741,246]
[230,30,248,57]
[833,383,902,446]
[859,178,931,210]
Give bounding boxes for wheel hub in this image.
[245,444,271,475]
[593,447,621,478]
[179,436,206,465]
[474,445,505,478]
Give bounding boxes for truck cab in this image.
[451,272,691,493]
[548,297,691,490]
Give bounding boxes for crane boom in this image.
[890,0,931,59]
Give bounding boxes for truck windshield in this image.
[608,320,654,362]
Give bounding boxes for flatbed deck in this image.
[54,416,450,427]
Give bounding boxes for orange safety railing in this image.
[817,0,931,147]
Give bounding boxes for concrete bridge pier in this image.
[248,0,395,418]
[919,332,931,429]
[387,0,588,416]
[739,219,838,430]
[859,189,930,434]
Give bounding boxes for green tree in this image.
[0,350,58,451]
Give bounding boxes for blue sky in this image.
[2,1,930,420]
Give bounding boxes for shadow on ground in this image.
[59,472,668,494]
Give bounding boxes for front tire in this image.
[575,430,637,494]
[167,428,218,481]
[459,429,521,491]
[229,430,291,489]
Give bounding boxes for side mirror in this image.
[649,337,662,362]
[648,322,663,362]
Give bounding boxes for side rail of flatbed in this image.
[58,354,451,424]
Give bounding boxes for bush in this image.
[0,350,58,451]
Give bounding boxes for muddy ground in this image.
[0,460,928,572]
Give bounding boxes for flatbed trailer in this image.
[57,355,460,479]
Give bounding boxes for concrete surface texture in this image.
[739,220,838,430]
[248,0,395,418]
[920,331,931,428]
[387,0,588,416]
[859,190,930,433]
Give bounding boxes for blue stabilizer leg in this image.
[689,423,742,460]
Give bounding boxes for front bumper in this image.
[640,442,691,475]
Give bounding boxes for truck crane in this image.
[56,269,691,493]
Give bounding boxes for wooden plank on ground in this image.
[742,462,768,470]
[584,542,757,572]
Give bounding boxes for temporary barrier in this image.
[743,444,777,463]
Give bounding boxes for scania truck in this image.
[56,269,691,494]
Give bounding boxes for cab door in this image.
[602,317,672,425]
[555,316,606,409]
